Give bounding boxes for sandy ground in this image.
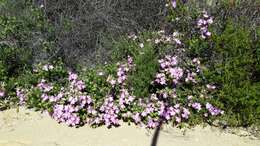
[0,108,259,146]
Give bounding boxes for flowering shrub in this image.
[0,0,259,128]
[10,48,222,128]
[197,11,213,39]
[8,3,225,127]
[202,22,260,126]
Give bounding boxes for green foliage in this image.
[0,0,259,128]
[202,21,260,126]
[111,33,159,98]
[80,65,116,105]
[0,0,57,75]
[129,46,158,98]
[0,1,58,108]
[166,0,200,37]
[0,46,32,77]
[0,61,7,81]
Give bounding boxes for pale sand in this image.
[0,108,259,146]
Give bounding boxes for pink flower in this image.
[127,56,133,66]
[155,73,166,85]
[174,38,182,45]
[181,108,190,119]
[175,117,181,123]
[192,102,202,111]
[16,88,26,105]
[41,94,49,101]
[206,103,223,116]
[68,72,78,81]
[132,113,141,123]
[107,75,116,86]
[0,91,5,97]
[171,0,177,8]
[169,67,183,80]
[205,31,211,37]
[147,119,158,129]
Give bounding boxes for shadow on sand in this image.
[150,120,164,146]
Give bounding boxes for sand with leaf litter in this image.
[0,108,259,146]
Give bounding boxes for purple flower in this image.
[206,103,223,116]
[99,96,120,127]
[68,97,78,105]
[52,104,81,126]
[37,79,53,92]
[197,11,214,39]
[74,80,86,90]
[41,94,49,101]
[171,0,177,8]
[147,119,158,129]
[168,67,183,80]
[127,56,133,66]
[192,102,202,111]
[107,75,116,86]
[0,91,5,97]
[175,117,181,123]
[16,88,26,105]
[141,111,148,117]
[68,72,78,81]
[181,108,190,119]
[132,113,141,123]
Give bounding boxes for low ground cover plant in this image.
[12,51,223,128]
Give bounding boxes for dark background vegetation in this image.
[1,0,167,68]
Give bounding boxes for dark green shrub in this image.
[202,22,260,126]
[0,46,32,77]
[0,0,57,67]
[111,33,159,98]
[80,65,117,105]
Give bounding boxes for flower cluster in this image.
[119,89,135,109]
[50,73,94,126]
[16,88,27,105]
[206,103,224,116]
[52,104,81,126]
[17,63,96,127]
[68,72,86,91]
[191,102,202,111]
[97,56,135,127]
[107,56,134,86]
[197,11,214,39]
[94,96,120,127]
[145,55,223,127]
[155,55,184,85]
[37,79,53,93]
[135,97,193,128]
[14,55,223,129]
